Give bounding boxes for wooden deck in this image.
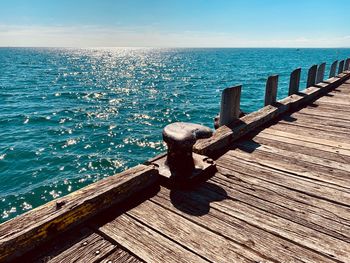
[1,73,350,262]
[0,69,350,262]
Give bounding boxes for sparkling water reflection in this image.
[0,47,349,222]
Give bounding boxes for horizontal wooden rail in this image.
[0,165,159,262]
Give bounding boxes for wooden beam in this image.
[338,60,345,74]
[306,65,317,87]
[329,61,338,78]
[219,85,242,126]
[345,58,350,71]
[288,68,301,96]
[264,75,278,106]
[316,63,326,84]
[0,165,159,262]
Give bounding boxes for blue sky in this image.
[0,0,349,47]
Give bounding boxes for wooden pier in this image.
[1,60,350,263]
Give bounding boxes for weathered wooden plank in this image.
[327,90,350,98]
[300,107,350,121]
[126,200,269,263]
[261,129,350,151]
[212,167,350,242]
[338,60,345,74]
[214,162,350,223]
[306,65,317,87]
[219,85,242,126]
[252,134,350,164]
[0,165,158,262]
[235,141,350,189]
[308,104,350,116]
[278,117,350,136]
[99,248,142,263]
[308,99,350,112]
[329,61,338,78]
[264,75,278,106]
[345,58,350,71]
[255,131,350,161]
[237,139,350,174]
[214,165,350,226]
[221,152,350,206]
[316,62,326,84]
[152,187,336,263]
[164,177,350,262]
[45,232,115,263]
[99,214,210,263]
[268,121,350,141]
[317,96,350,106]
[288,68,301,96]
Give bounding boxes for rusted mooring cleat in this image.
[151,122,216,188]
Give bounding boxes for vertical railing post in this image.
[345,58,350,71]
[306,65,317,88]
[316,62,326,84]
[288,68,301,96]
[219,85,242,127]
[329,60,338,78]
[264,75,278,106]
[338,60,345,74]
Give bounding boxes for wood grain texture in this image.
[306,64,317,88]
[0,165,158,262]
[99,248,142,263]
[219,152,350,206]
[219,85,242,126]
[213,166,350,240]
[99,214,210,263]
[201,182,350,262]
[126,200,267,263]
[261,129,350,152]
[46,232,115,263]
[251,134,350,164]
[152,187,336,263]
[288,68,301,95]
[236,140,350,179]
[264,75,278,106]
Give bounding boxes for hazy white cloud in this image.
[0,24,349,48]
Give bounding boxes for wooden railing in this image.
[194,58,350,156]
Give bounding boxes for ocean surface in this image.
[1,47,349,222]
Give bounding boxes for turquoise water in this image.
[1,47,349,222]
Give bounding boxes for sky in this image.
[0,0,350,48]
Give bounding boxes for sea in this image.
[1,47,349,222]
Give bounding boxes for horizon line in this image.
[1,46,350,49]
